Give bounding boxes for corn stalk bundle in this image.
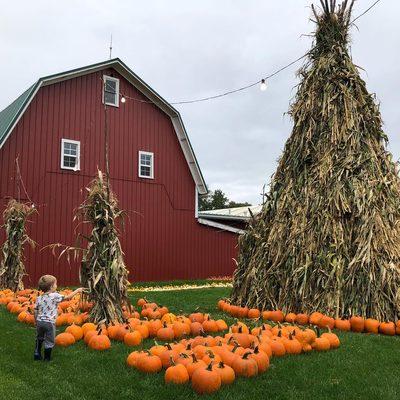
[231,0,400,321]
[0,199,36,292]
[78,170,130,325]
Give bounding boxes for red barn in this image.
[0,58,239,286]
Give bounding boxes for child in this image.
[34,275,84,361]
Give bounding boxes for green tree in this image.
[198,189,251,211]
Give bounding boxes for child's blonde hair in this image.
[38,275,57,292]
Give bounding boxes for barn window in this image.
[138,151,154,179]
[61,139,80,171]
[103,75,119,107]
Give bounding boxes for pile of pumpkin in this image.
[1,290,343,394]
[125,315,340,395]
[0,288,92,327]
[55,299,230,350]
[217,300,400,336]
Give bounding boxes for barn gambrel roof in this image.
[0,58,207,195]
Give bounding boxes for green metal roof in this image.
[0,83,38,148]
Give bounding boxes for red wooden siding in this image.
[0,68,238,285]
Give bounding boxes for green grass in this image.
[1,286,399,400]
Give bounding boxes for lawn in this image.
[1,285,399,400]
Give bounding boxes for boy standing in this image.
[34,275,83,361]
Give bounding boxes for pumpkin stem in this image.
[191,353,198,363]
[218,361,225,368]
[206,362,213,371]
[315,326,321,337]
[242,351,252,360]
[206,350,215,359]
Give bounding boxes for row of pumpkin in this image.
[217,299,400,336]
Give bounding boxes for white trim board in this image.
[197,218,244,234]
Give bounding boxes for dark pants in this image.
[36,321,56,349]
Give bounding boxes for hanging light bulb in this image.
[121,96,126,103]
[260,79,267,91]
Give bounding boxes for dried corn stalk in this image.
[77,170,130,325]
[0,200,36,292]
[231,0,400,321]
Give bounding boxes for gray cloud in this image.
[1,0,399,204]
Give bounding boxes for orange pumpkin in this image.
[165,360,189,384]
[334,318,351,331]
[295,313,309,325]
[55,332,76,347]
[88,333,111,350]
[270,339,286,357]
[248,347,269,373]
[285,313,297,323]
[318,315,335,329]
[124,330,142,346]
[232,352,258,377]
[379,322,396,336]
[350,316,365,333]
[309,312,323,325]
[247,309,261,319]
[186,354,207,378]
[213,362,235,385]
[65,324,84,341]
[136,352,162,373]
[126,350,147,368]
[364,318,380,334]
[81,322,96,337]
[192,363,222,394]
[321,328,340,348]
[269,310,284,322]
[157,323,175,341]
[311,337,330,351]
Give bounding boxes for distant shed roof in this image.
[198,205,262,222]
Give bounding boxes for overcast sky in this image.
[1,0,399,204]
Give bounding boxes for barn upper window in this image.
[138,151,154,179]
[103,75,119,107]
[61,139,80,171]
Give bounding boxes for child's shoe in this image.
[43,348,52,362]
[34,340,43,361]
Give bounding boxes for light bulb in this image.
[121,96,126,103]
[260,79,267,91]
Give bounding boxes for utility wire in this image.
[118,0,382,106]
[170,53,309,105]
[351,0,382,23]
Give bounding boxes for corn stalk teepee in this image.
[77,170,130,325]
[231,0,400,322]
[0,200,36,292]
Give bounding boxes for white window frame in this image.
[61,138,80,171]
[138,151,154,179]
[102,75,120,107]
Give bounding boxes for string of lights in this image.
[109,0,382,107]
